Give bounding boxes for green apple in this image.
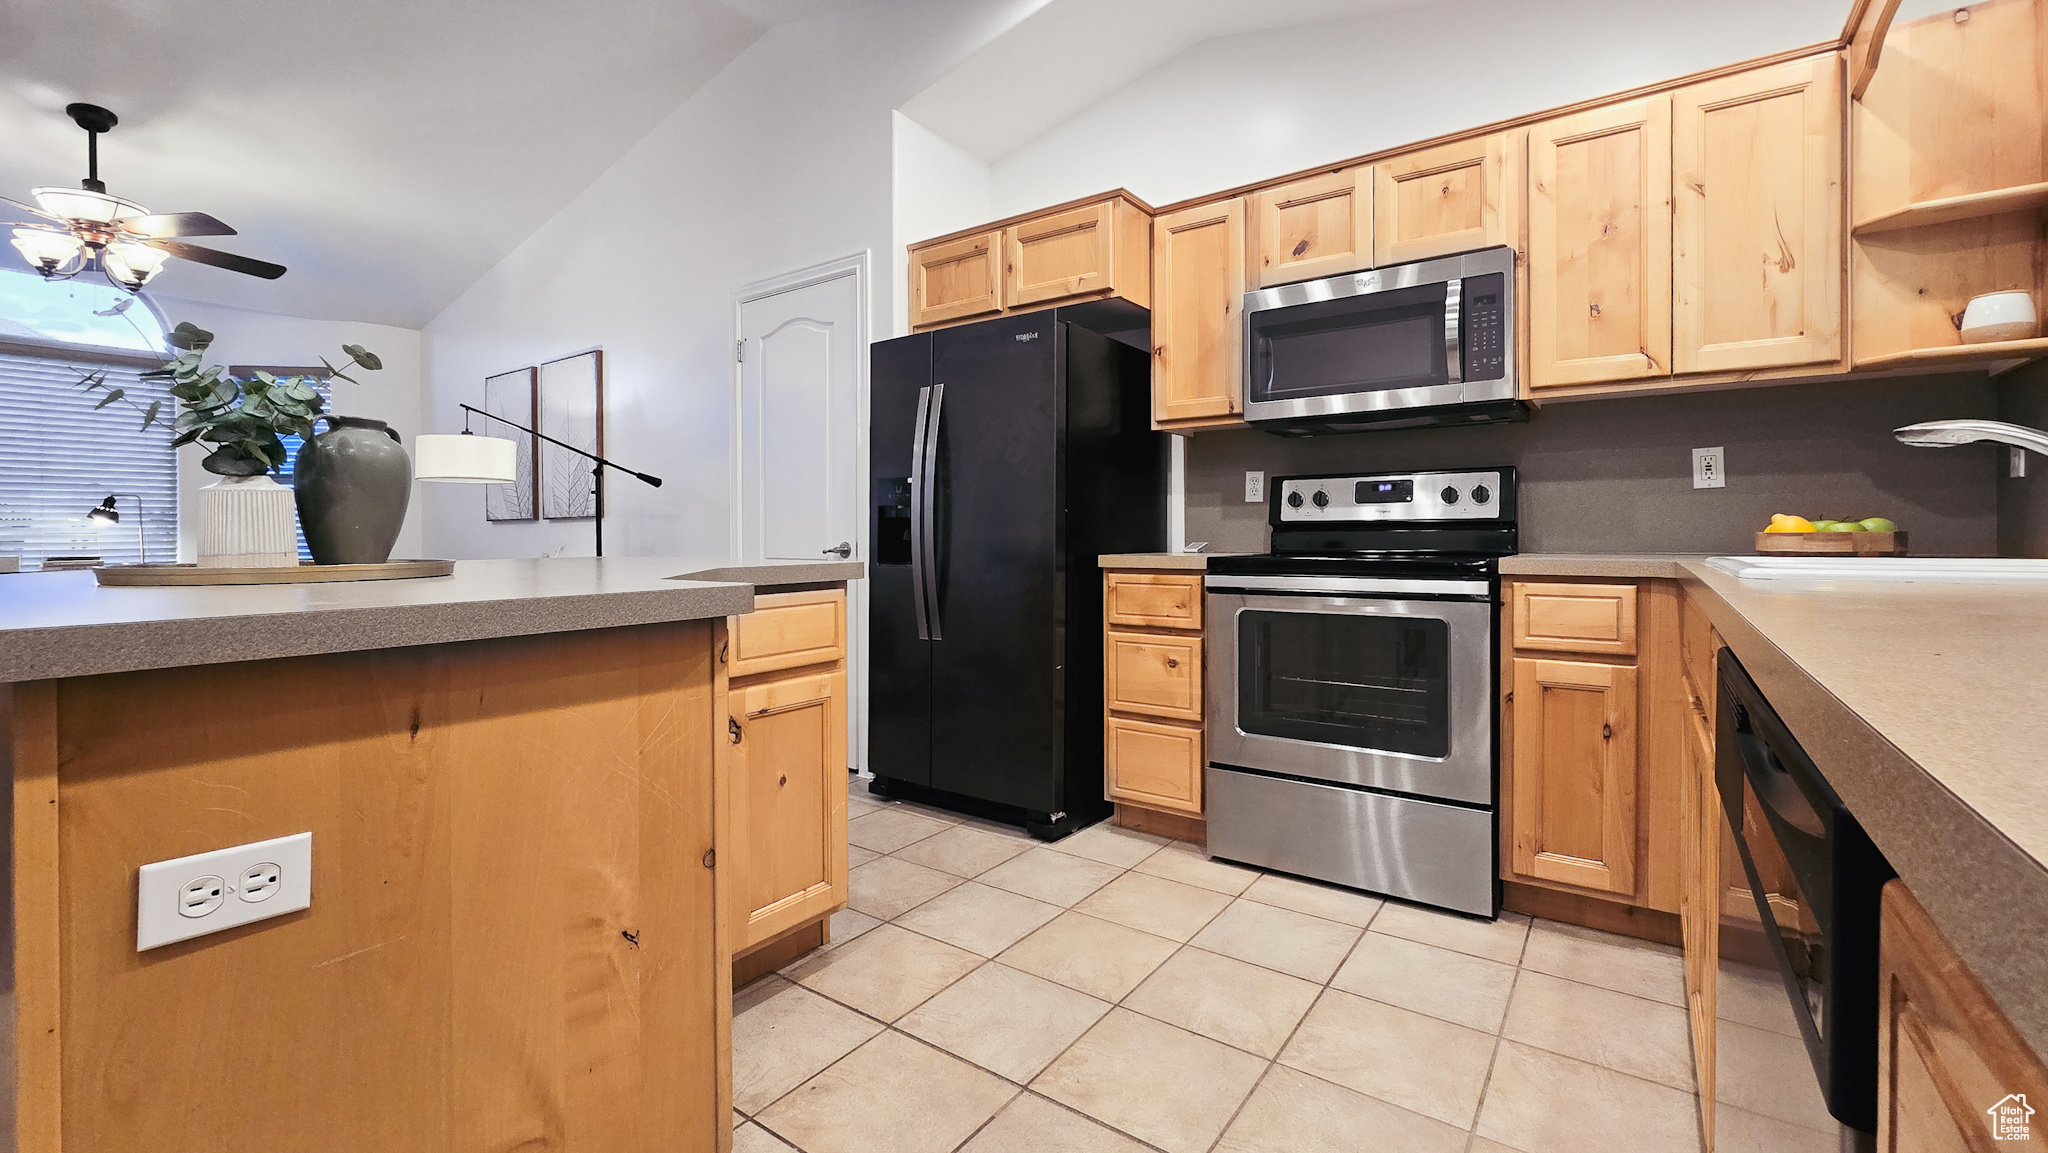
[1858,517,1899,533]
[1810,520,1841,530]
[1821,521,1861,532]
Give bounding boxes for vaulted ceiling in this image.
[0,0,854,327]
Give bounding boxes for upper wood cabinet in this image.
[1528,97,1674,388]
[1151,197,1251,428]
[910,229,1004,329]
[1006,197,1151,311]
[1374,132,1519,265]
[1672,55,1844,374]
[1510,656,1640,897]
[907,192,1151,331]
[1253,167,1374,287]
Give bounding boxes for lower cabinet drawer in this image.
[730,589,846,677]
[1512,581,1639,656]
[1105,630,1203,722]
[1105,715,1203,816]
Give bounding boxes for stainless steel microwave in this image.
[1242,246,1521,433]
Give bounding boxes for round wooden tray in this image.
[1753,531,1907,557]
[93,560,456,586]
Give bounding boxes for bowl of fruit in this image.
[1755,515,1906,556]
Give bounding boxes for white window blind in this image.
[0,349,178,567]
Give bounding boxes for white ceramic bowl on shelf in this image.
[1959,290,2039,344]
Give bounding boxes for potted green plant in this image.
[84,321,388,567]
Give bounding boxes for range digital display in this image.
[1355,479,1415,504]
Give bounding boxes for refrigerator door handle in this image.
[921,382,946,640]
[909,385,934,641]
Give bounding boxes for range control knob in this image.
[1286,491,1304,509]
[1472,485,1492,505]
[1440,486,1460,505]
[1311,490,1330,509]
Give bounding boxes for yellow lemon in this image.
[1765,514,1817,533]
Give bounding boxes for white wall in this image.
[418,0,1044,560]
[980,0,1852,220]
[152,294,424,562]
[890,112,994,336]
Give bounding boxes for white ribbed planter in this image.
[198,474,299,568]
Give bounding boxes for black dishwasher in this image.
[1715,650,1895,1149]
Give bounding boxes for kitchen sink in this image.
[1705,556,2048,583]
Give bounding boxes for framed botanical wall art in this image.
[538,350,603,520]
[482,366,538,521]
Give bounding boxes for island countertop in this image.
[0,556,862,683]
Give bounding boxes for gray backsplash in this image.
[1184,374,2002,557]
[1997,361,2048,559]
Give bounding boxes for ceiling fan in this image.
[4,103,286,293]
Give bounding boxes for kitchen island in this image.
[0,557,858,1153]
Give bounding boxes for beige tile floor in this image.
[732,776,1705,1153]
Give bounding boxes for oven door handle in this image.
[1204,574,1490,598]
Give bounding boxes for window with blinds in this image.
[0,349,178,567]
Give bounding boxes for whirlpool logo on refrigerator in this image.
[1014,331,1039,342]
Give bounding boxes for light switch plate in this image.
[1245,471,1265,503]
[137,832,312,951]
[1692,447,1726,489]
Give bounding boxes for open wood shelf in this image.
[1853,182,2048,235]
[1854,335,2048,370]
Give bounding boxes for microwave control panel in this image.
[1460,272,1507,382]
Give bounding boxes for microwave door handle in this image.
[1443,277,1464,386]
[909,385,933,641]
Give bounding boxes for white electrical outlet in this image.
[137,832,311,951]
[2012,447,2028,479]
[1692,447,1726,489]
[1245,471,1265,503]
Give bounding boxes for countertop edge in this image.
[0,583,759,683]
[1676,562,2048,1060]
[1499,554,1705,579]
[1098,553,1239,571]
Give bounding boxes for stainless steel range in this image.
[1204,467,1515,917]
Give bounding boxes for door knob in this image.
[823,542,852,559]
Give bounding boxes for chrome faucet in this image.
[1894,419,2048,457]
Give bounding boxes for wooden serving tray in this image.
[94,560,456,586]
[1753,531,1907,557]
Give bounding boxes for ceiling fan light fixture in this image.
[102,241,168,288]
[30,185,146,224]
[10,228,85,276]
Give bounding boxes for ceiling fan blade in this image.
[120,212,237,239]
[1,194,67,224]
[145,238,286,279]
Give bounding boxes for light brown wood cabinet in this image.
[910,229,1005,329]
[1510,656,1640,896]
[1374,132,1520,266]
[1672,54,1844,374]
[907,192,1152,332]
[1253,167,1374,287]
[1878,880,2048,1152]
[1527,96,1673,388]
[1502,578,1686,915]
[1150,197,1251,429]
[1103,569,1206,819]
[724,588,849,957]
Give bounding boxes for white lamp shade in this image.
[102,241,169,286]
[11,227,84,270]
[414,434,517,483]
[32,186,146,224]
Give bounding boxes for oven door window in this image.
[1237,609,1450,757]
[1248,282,1448,405]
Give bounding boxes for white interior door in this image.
[735,255,868,768]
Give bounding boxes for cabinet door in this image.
[1374,132,1517,265]
[1878,882,2048,1152]
[1151,197,1249,425]
[729,669,849,952]
[1528,97,1673,387]
[1673,55,1843,373]
[1253,168,1373,287]
[1510,657,1639,896]
[1008,201,1117,309]
[910,229,1005,328]
[1105,714,1203,815]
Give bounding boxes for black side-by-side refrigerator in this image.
[868,308,1163,839]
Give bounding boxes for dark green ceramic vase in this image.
[293,416,412,565]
